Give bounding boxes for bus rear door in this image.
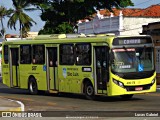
[94,46,109,94]
[10,48,19,87]
[46,47,58,91]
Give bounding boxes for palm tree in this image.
[7,0,36,38]
[0,6,13,38]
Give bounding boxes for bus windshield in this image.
[111,47,154,73]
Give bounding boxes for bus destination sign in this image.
[120,39,141,45]
[113,37,152,45]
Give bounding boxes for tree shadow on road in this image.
[0,84,143,102]
[46,92,144,102]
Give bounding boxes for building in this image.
[27,32,38,39]
[78,5,160,35]
[141,22,160,84]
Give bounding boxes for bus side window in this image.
[20,45,31,64]
[75,43,91,65]
[60,44,74,65]
[32,45,45,64]
[4,45,8,64]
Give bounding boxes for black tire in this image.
[28,78,38,95]
[120,94,133,100]
[84,82,95,100]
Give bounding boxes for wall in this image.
[78,15,122,35]
[121,17,160,35]
[78,15,160,36]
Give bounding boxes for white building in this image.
[78,5,160,35]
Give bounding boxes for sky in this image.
[0,0,160,35]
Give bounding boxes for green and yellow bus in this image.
[2,34,156,99]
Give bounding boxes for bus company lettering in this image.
[67,68,78,71]
[3,65,8,68]
[32,66,37,70]
[66,68,79,76]
[67,72,79,76]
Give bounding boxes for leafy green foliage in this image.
[8,0,36,37]
[29,0,134,34]
[0,6,13,37]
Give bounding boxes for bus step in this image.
[49,90,58,94]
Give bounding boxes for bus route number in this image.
[127,81,135,85]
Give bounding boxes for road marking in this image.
[8,99,25,111]
[47,102,57,106]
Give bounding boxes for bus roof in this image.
[2,34,151,47]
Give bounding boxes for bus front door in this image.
[10,48,19,87]
[46,47,58,91]
[94,46,109,93]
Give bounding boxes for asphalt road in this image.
[0,77,160,119]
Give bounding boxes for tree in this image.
[29,0,134,34]
[0,6,13,38]
[7,0,36,37]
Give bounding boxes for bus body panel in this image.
[107,72,156,96]
[19,65,32,89]
[18,64,47,90]
[58,65,93,93]
[2,64,10,87]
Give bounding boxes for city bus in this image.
[1,34,156,100]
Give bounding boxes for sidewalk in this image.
[0,97,24,111]
[157,85,160,90]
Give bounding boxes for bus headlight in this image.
[113,79,124,88]
[151,78,155,85]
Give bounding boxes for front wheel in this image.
[120,94,133,100]
[84,82,95,100]
[28,78,38,95]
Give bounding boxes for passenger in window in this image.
[50,61,53,66]
[33,59,36,64]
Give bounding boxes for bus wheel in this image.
[120,94,133,100]
[84,82,95,100]
[28,78,38,95]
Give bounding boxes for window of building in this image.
[32,45,45,64]
[60,44,74,65]
[3,45,8,64]
[20,45,31,64]
[75,43,91,65]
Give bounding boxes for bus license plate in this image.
[135,87,143,91]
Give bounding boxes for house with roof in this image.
[78,5,160,35]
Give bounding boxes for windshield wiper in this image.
[140,45,146,59]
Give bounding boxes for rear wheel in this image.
[28,78,38,95]
[120,94,133,100]
[84,82,95,100]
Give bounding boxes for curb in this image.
[7,99,25,111]
[0,107,22,111]
[0,98,24,112]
